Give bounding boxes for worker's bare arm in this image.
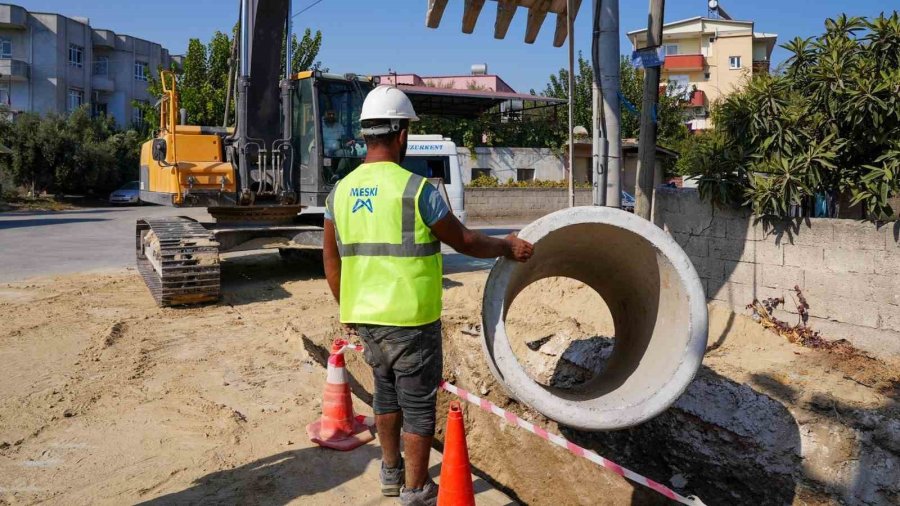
[323,219,341,302]
[429,213,533,262]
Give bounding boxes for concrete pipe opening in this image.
[481,207,707,431]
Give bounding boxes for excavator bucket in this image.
[425,0,584,47]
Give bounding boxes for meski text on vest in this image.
[350,186,377,213]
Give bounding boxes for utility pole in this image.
[634,0,665,219]
[566,0,576,208]
[591,80,605,205]
[593,0,621,208]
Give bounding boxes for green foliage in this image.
[675,131,747,208]
[281,27,324,77]
[681,11,900,220]
[540,52,595,132]
[137,27,323,134]
[466,175,592,189]
[414,52,694,158]
[540,53,690,149]
[0,108,140,196]
[411,105,567,154]
[467,174,499,187]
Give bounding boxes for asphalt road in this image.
[0,205,522,283]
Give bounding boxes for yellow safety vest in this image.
[330,161,443,326]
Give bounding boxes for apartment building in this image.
[0,3,175,127]
[628,15,777,130]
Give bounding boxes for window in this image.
[0,38,11,59]
[729,56,742,69]
[92,102,108,117]
[516,168,535,182]
[93,56,109,76]
[68,44,83,67]
[668,74,691,99]
[401,157,451,184]
[0,83,9,106]
[133,101,147,126]
[67,88,84,112]
[134,60,148,81]
[294,78,314,165]
[664,44,679,56]
[471,168,491,180]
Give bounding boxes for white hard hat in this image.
[360,85,419,136]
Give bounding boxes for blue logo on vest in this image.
[350,186,377,213]
[352,198,373,213]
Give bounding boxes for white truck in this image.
[403,135,467,224]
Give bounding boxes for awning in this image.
[401,85,565,118]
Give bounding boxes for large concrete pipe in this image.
[481,207,707,430]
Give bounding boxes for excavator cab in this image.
[291,71,376,209]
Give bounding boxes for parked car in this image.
[109,181,140,205]
[621,191,636,212]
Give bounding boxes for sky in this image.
[16,0,898,92]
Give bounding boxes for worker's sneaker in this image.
[380,458,404,497]
[399,480,438,506]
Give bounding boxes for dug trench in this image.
[0,257,897,505]
[304,276,900,506]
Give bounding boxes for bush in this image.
[467,176,592,189]
[681,12,900,220]
[0,107,141,196]
[467,174,500,187]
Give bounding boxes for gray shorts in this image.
[357,320,443,437]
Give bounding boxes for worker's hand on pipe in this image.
[504,233,534,262]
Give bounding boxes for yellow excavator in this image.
[135,0,581,306]
[136,0,378,306]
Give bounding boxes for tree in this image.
[137,27,324,134]
[0,112,46,195]
[0,108,140,196]
[539,52,689,150]
[178,38,214,126]
[411,103,567,154]
[282,28,324,77]
[682,12,900,220]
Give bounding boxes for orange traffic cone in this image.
[437,401,475,506]
[306,338,375,451]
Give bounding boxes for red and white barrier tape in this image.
[337,344,705,506]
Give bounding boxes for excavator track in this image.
[136,217,221,307]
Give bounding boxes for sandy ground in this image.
[0,254,512,505]
[1,254,898,505]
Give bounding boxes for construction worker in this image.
[323,85,533,505]
[322,109,344,155]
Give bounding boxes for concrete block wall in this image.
[465,188,592,220]
[653,188,900,359]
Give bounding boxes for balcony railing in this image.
[92,75,114,92]
[92,29,117,49]
[689,89,706,107]
[0,58,29,80]
[752,60,771,74]
[0,4,27,29]
[93,60,109,77]
[664,54,705,71]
